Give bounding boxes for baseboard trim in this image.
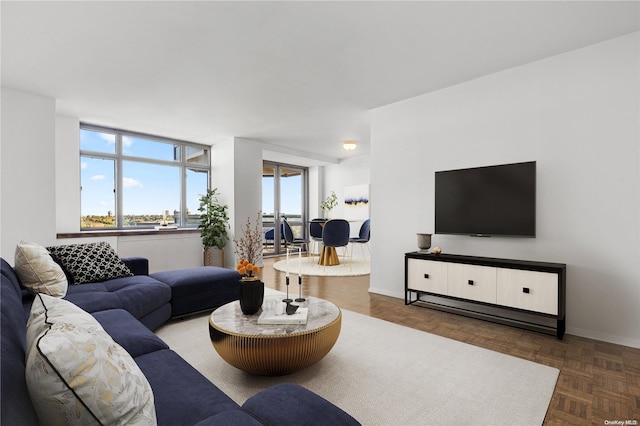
[367,288,640,349]
[565,326,640,349]
[368,286,404,299]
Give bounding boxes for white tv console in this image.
[405,252,566,338]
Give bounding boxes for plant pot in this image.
[239,278,264,315]
[204,247,225,267]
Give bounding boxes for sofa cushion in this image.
[193,410,264,425]
[64,274,172,319]
[121,257,149,276]
[1,259,40,425]
[242,383,360,426]
[14,241,68,297]
[92,309,169,357]
[47,242,133,284]
[138,303,172,331]
[135,349,241,425]
[25,294,157,425]
[151,267,241,317]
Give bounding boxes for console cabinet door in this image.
[447,264,497,304]
[496,268,558,315]
[406,259,448,295]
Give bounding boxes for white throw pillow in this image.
[25,294,157,426]
[14,240,68,297]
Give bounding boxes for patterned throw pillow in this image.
[46,242,133,284]
[14,241,68,297]
[25,294,157,426]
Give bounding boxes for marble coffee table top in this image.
[210,296,340,336]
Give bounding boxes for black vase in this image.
[239,279,264,315]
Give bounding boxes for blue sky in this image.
[80,130,206,216]
[262,175,302,217]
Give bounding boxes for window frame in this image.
[262,161,309,256]
[80,123,210,230]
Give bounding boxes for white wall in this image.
[322,155,371,259]
[1,88,57,258]
[55,114,80,233]
[323,155,371,223]
[210,137,236,267]
[370,33,640,348]
[308,165,322,219]
[226,137,263,267]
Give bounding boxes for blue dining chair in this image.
[349,219,370,261]
[282,219,309,254]
[263,224,285,249]
[321,219,351,269]
[308,218,326,260]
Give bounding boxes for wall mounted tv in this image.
[434,161,536,237]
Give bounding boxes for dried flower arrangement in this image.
[233,212,263,278]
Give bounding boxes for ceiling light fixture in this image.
[343,140,357,151]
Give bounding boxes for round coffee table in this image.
[209,297,341,376]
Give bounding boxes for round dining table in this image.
[312,219,342,266]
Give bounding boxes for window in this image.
[80,124,210,230]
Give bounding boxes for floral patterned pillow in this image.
[25,294,156,425]
[46,242,133,284]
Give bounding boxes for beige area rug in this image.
[272,256,370,277]
[155,293,558,425]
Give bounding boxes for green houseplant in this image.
[198,188,230,267]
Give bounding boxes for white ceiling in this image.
[2,1,638,162]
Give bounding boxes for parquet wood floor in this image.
[259,257,640,425]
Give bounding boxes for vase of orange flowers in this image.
[236,259,263,315]
[238,277,263,315]
[234,213,264,315]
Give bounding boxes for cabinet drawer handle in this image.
[523,287,530,294]
[468,280,474,286]
[424,273,429,279]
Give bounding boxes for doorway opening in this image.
[262,162,308,257]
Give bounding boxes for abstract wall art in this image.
[344,184,370,221]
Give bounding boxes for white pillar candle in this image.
[298,247,302,275]
[286,248,289,277]
[275,301,285,315]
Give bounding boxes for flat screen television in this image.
[434,161,536,237]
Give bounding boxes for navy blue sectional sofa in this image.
[1,257,359,425]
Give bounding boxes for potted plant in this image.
[233,212,264,314]
[198,188,230,267]
[320,190,338,219]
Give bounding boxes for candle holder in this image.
[282,276,293,303]
[295,275,306,302]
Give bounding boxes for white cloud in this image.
[91,174,105,181]
[99,133,116,145]
[122,136,133,153]
[81,162,88,170]
[123,177,143,188]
